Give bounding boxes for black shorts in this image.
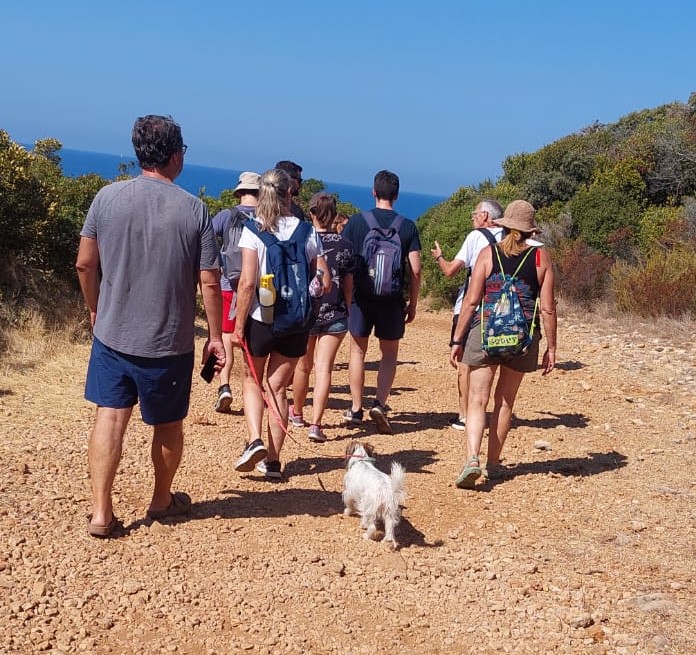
[244,318,309,358]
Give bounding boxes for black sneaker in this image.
[369,402,393,435]
[343,408,364,425]
[215,384,232,413]
[264,460,282,481]
[451,416,466,431]
[234,439,268,472]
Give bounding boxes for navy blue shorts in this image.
[348,297,406,341]
[244,318,309,358]
[85,337,194,425]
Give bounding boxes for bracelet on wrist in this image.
[450,338,463,347]
[435,254,443,262]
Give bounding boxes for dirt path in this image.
[1,308,695,654]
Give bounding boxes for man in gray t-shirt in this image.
[76,115,225,538]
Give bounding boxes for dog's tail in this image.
[389,462,407,505]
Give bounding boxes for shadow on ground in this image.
[481,450,628,490]
[511,411,590,429]
[555,360,585,371]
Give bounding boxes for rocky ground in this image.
[1,307,695,655]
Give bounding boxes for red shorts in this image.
[222,290,237,333]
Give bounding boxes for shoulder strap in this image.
[362,210,378,230]
[362,210,403,232]
[477,227,497,247]
[246,219,278,248]
[493,244,536,279]
[289,220,312,245]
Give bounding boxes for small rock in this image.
[652,635,670,650]
[569,613,594,629]
[630,521,647,532]
[533,440,552,451]
[32,581,47,598]
[123,581,142,595]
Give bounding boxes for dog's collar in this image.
[346,454,376,469]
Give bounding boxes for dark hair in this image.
[132,115,183,170]
[333,212,349,233]
[309,194,337,230]
[373,170,399,202]
[275,160,303,181]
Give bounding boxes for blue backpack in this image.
[359,211,405,297]
[246,220,314,335]
[481,246,538,358]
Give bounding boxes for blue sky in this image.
[2,0,695,196]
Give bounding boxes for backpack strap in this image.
[476,227,498,247]
[288,220,313,245]
[362,210,404,233]
[248,219,313,252]
[245,218,277,249]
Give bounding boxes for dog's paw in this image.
[382,538,398,552]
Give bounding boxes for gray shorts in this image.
[462,323,540,373]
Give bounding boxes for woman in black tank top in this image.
[448,201,558,489]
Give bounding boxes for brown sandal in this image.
[147,491,192,520]
[87,515,122,538]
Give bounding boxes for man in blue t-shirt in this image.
[341,170,422,434]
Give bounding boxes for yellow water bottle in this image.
[259,274,276,324]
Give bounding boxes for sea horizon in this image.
[52,147,447,219]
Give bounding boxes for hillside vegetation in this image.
[419,93,696,316]
[2,93,696,355]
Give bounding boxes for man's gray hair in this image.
[480,199,503,220]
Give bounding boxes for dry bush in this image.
[551,239,613,307]
[611,246,696,318]
[0,265,89,373]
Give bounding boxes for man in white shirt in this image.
[431,199,504,430]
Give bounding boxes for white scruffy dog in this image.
[342,441,406,550]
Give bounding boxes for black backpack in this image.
[220,207,251,289]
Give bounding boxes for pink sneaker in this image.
[288,406,305,427]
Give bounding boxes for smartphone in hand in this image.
[200,353,218,383]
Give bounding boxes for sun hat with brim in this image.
[494,200,540,234]
[233,171,261,194]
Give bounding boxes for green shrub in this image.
[568,181,643,256]
[611,245,696,317]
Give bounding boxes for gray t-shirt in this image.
[80,175,219,357]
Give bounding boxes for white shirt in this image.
[452,227,503,314]
[238,216,322,322]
